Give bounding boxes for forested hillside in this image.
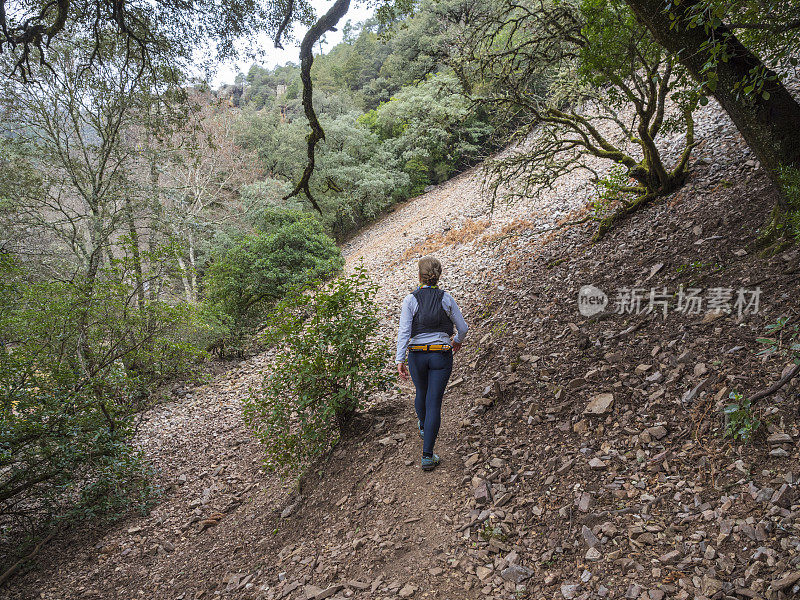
[0,0,503,568]
[225,8,498,238]
[3,0,800,598]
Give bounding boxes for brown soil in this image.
[7,98,800,600]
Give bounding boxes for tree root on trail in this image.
[0,530,56,586]
[750,362,800,404]
[592,193,657,242]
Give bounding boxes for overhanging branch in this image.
[274,0,294,49]
[283,0,350,213]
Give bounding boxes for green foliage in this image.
[364,73,493,190]
[720,317,800,443]
[723,392,761,442]
[233,8,496,240]
[236,108,413,240]
[465,0,697,234]
[99,248,216,386]
[757,316,800,360]
[590,165,632,218]
[579,0,658,88]
[0,250,206,548]
[663,0,800,104]
[0,138,42,208]
[240,13,445,114]
[204,210,344,336]
[479,521,508,543]
[768,167,800,241]
[755,168,800,251]
[243,267,391,475]
[314,111,411,235]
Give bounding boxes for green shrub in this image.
[590,165,632,218]
[244,267,391,474]
[723,392,761,442]
[204,210,344,339]
[0,250,207,560]
[0,244,214,569]
[366,73,493,188]
[404,157,432,196]
[777,166,800,240]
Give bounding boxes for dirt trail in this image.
[12,94,796,600]
[8,154,569,600]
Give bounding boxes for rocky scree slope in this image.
[7,96,800,600]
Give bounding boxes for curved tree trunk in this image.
[624,0,800,198]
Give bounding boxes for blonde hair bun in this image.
[418,256,442,286]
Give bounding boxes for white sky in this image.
[211,0,375,87]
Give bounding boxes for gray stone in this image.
[474,480,492,506]
[561,583,581,599]
[768,432,793,444]
[771,571,800,592]
[584,393,614,415]
[489,457,506,469]
[582,525,600,548]
[589,457,606,470]
[625,583,641,599]
[658,550,681,564]
[701,576,723,596]
[585,547,602,561]
[398,583,417,598]
[314,585,344,600]
[645,425,668,440]
[500,564,534,583]
[772,484,795,509]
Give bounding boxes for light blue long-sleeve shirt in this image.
[395,287,468,364]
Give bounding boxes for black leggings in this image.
[408,350,453,455]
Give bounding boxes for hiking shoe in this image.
[417,419,424,439]
[421,453,440,471]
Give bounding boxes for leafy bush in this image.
[757,316,799,358]
[364,73,493,190]
[243,267,391,474]
[770,167,800,242]
[590,165,633,219]
[720,317,800,443]
[314,112,411,234]
[204,209,344,339]
[0,252,205,557]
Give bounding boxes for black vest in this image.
[411,287,454,337]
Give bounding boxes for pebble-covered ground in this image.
[8,91,800,600]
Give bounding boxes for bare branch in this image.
[283,0,350,212]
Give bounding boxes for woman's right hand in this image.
[397,362,409,381]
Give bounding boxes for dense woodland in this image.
[2,0,800,578]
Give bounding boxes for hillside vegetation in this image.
[2,0,800,598]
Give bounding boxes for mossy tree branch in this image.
[452,0,698,238]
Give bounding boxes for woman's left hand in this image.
[452,341,462,355]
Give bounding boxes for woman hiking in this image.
[396,257,468,471]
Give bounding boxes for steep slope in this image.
[9,97,800,600]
